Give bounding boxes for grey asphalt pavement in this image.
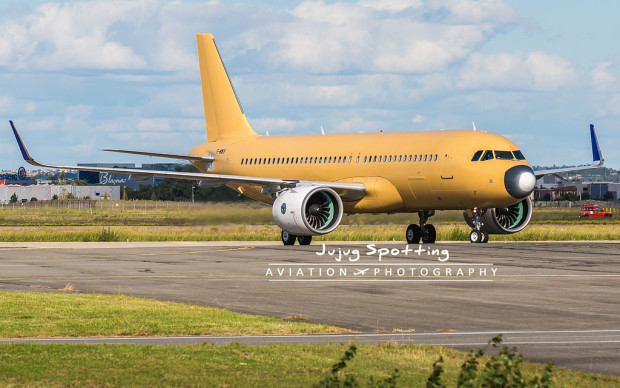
[0,241,619,375]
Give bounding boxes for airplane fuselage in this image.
[189,129,530,214]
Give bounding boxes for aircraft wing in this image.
[10,121,366,199]
[534,124,604,179]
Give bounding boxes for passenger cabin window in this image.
[494,151,514,160]
[471,150,483,161]
[513,150,526,160]
[480,150,494,161]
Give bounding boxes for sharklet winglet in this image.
[10,120,34,163]
[590,124,603,164]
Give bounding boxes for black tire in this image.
[281,230,297,245]
[469,230,480,243]
[297,235,312,245]
[479,230,489,243]
[422,224,436,244]
[406,224,421,244]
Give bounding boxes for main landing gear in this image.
[468,208,488,244]
[406,210,436,244]
[281,230,312,246]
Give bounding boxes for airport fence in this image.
[533,200,618,213]
[0,200,210,211]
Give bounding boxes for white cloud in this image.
[335,115,383,132]
[589,61,617,90]
[0,0,153,70]
[458,52,578,91]
[262,0,523,74]
[429,0,522,24]
[411,114,425,123]
[603,94,620,116]
[445,90,531,112]
[286,84,362,106]
[359,0,421,12]
[250,117,311,134]
[0,94,37,115]
[0,0,527,75]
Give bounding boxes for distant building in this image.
[536,175,557,189]
[536,180,620,201]
[590,182,620,200]
[0,185,120,203]
[0,166,36,185]
[78,163,178,189]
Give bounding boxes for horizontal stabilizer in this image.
[102,148,214,162]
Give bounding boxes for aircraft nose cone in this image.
[504,165,536,198]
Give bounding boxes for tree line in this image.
[123,164,249,202]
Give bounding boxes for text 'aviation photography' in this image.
[1,0,620,387]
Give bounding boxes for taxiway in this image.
[0,241,618,375]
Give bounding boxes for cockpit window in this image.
[494,150,514,160]
[513,150,526,160]
[471,150,483,161]
[480,150,494,161]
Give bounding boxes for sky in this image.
[1,0,619,169]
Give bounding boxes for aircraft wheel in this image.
[422,224,436,244]
[281,230,297,245]
[469,230,480,243]
[479,230,489,243]
[406,224,421,244]
[297,235,312,245]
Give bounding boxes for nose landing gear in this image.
[406,210,436,244]
[468,208,488,244]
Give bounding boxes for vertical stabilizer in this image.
[196,34,258,142]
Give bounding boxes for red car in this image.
[580,206,612,218]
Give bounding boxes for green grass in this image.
[0,223,619,242]
[1,343,617,387]
[0,201,617,227]
[0,201,273,226]
[0,201,618,242]
[0,292,617,386]
[0,292,347,338]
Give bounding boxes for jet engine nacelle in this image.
[463,197,533,234]
[273,186,343,236]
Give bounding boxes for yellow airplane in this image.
[9,34,604,245]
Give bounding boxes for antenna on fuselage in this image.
[266,131,269,136]
[320,126,325,135]
[472,122,477,131]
